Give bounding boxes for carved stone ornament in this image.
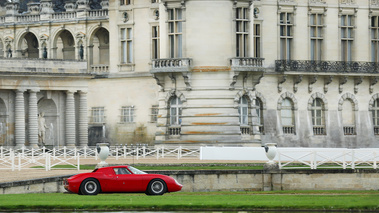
[310,0,326,3]
[308,75,318,93]
[278,75,287,93]
[40,34,49,42]
[4,36,14,47]
[354,76,363,94]
[76,32,86,44]
[293,75,303,93]
[323,75,333,94]
[339,76,348,94]
[372,0,379,7]
[340,0,356,5]
[370,76,379,94]
[101,0,109,9]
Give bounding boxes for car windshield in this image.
[128,166,146,174]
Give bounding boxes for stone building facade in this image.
[0,0,379,148]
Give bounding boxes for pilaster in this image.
[15,90,26,149]
[66,91,76,147]
[28,90,39,148]
[79,91,88,147]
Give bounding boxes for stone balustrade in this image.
[51,12,77,20]
[230,57,265,72]
[91,64,109,74]
[0,58,88,74]
[151,58,192,73]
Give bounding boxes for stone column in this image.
[15,90,25,149]
[66,90,76,147]
[28,90,39,148]
[79,91,88,147]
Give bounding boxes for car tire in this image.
[80,178,100,195]
[147,179,167,196]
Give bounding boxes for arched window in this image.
[311,98,325,135]
[238,96,249,125]
[281,98,295,134]
[254,98,264,133]
[372,99,379,135]
[169,96,182,125]
[342,99,355,135]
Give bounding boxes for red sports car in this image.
[63,165,182,195]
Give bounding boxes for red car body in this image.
[64,165,182,195]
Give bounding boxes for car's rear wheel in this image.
[80,178,100,195]
[147,179,166,196]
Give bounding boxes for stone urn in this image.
[264,143,277,163]
[96,143,109,168]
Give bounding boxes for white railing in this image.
[277,148,379,169]
[0,145,200,171]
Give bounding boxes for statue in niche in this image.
[38,112,48,146]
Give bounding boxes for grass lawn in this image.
[0,191,378,211]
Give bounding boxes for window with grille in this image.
[120,106,134,123]
[371,16,379,62]
[169,96,182,125]
[310,14,323,60]
[151,105,159,122]
[372,99,379,135]
[152,26,160,59]
[168,8,183,58]
[281,98,295,134]
[236,7,249,57]
[254,98,264,133]
[279,12,293,60]
[341,15,354,62]
[254,23,261,58]
[238,96,249,125]
[121,28,133,64]
[311,98,325,135]
[91,107,105,123]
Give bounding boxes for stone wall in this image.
[1,169,379,194]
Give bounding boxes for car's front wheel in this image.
[147,179,167,196]
[80,178,100,195]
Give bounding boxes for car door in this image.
[113,167,142,192]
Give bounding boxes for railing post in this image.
[178,146,182,159]
[123,145,127,158]
[64,146,67,159]
[11,149,15,171]
[84,146,87,159]
[77,152,80,171]
[116,147,119,160]
[136,147,139,160]
[143,146,146,158]
[18,153,21,171]
[312,150,316,169]
[373,151,377,169]
[95,146,98,160]
[351,150,355,170]
[162,146,165,159]
[0,146,2,159]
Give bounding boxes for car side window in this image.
[113,168,131,175]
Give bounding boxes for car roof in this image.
[96,165,130,170]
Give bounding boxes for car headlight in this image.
[174,179,182,186]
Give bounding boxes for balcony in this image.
[0,58,89,75]
[151,58,192,73]
[276,60,379,74]
[230,57,265,72]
